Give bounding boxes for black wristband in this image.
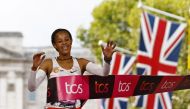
[104,57,112,64]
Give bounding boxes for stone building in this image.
[0,32,99,109]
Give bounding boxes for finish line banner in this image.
[47,75,190,102]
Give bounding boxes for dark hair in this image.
[51,28,73,44]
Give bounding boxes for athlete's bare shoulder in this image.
[77,58,89,63]
[76,58,90,73]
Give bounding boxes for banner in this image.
[46,75,190,103]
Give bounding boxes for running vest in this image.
[46,57,82,108]
[50,57,82,78]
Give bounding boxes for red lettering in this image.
[140,81,154,91]
[95,81,109,93]
[161,80,175,89]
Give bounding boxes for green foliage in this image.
[77,0,190,108]
[77,0,139,62]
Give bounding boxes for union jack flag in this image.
[100,98,128,109]
[135,11,187,109]
[110,52,136,75]
[100,52,136,109]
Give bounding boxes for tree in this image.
[77,0,139,62]
[77,0,190,108]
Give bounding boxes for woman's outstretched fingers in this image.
[33,52,45,60]
[110,41,113,47]
[32,52,46,69]
[112,43,116,49]
[41,55,46,60]
[107,40,111,47]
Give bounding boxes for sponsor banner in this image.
[47,75,190,101]
[112,75,139,97]
[154,76,183,93]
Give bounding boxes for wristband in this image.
[104,57,112,64]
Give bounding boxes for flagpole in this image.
[98,40,136,55]
[137,1,186,21]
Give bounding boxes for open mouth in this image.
[61,45,70,52]
[63,46,68,50]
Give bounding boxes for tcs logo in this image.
[65,82,83,94]
[118,81,131,92]
[95,81,109,93]
[140,81,155,91]
[161,80,176,89]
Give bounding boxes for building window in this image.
[7,83,15,91]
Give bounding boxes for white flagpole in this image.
[98,40,136,55]
[138,0,186,21]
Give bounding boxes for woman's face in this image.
[53,32,72,55]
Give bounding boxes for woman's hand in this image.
[31,52,46,71]
[101,41,116,64]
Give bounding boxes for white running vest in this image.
[49,57,82,79]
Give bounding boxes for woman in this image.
[28,28,116,109]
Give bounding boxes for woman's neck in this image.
[57,55,72,61]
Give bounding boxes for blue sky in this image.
[0,0,102,47]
